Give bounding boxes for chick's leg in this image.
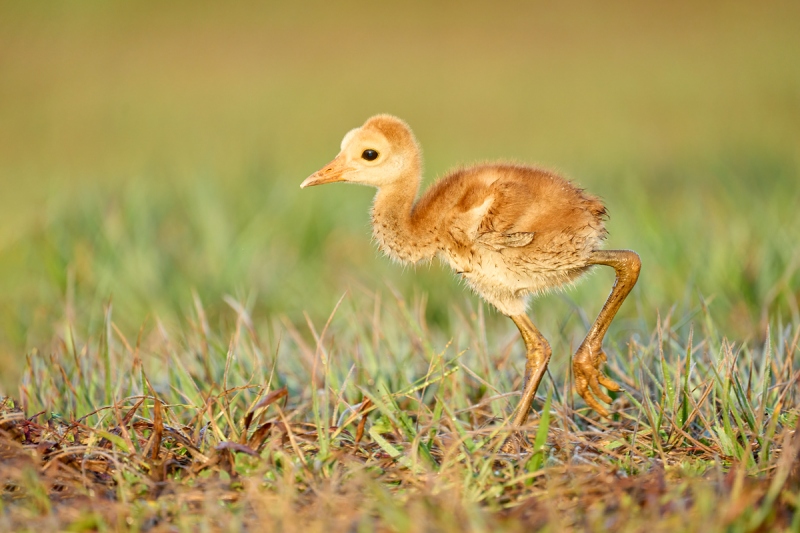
[573,250,641,416]
[510,313,552,427]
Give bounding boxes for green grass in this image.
[1,1,800,531]
[2,288,798,530]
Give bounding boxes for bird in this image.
[301,114,641,434]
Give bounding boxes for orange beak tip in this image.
[300,170,347,189]
[300,173,323,189]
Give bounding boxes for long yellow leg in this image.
[509,314,552,427]
[573,249,641,416]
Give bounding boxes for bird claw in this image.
[498,431,530,454]
[573,345,621,417]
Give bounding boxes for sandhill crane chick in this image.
[301,114,641,433]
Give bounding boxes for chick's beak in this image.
[300,157,349,188]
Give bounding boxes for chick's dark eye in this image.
[361,149,379,161]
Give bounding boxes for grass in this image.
[1,1,800,531]
[1,288,798,531]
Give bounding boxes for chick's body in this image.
[377,163,609,315]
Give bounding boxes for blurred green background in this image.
[1,1,799,391]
